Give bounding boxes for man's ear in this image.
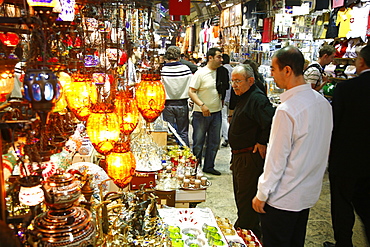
[285,65,293,76]
[248,77,255,86]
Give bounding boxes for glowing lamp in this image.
[65,72,97,121]
[135,74,166,123]
[23,69,61,124]
[52,71,71,113]
[27,0,58,8]
[56,0,75,22]
[18,176,44,206]
[106,143,136,189]
[115,91,139,135]
[86,108,120,155]
[0,32,20,47]
[0,66,15,103]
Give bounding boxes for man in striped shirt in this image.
[161,46,193,146]
[303,45,336,94]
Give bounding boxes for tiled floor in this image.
[197,145,369,247]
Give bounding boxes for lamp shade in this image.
[27,0,58,8]
[115,91,139,135]
[106,144,136,189]
[23,69,61,113]
[0,32,20,47]
[18,176,44,206]
[135,74,165,123]
[65,72,98,121]
[86,109,120,155]
[19,185,44,206]
[0,67,15,102]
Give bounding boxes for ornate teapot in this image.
[42,169,81,210]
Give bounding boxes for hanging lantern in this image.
[23,69,61,125]
[0,62,15,103]
[135,73,166,123]
[27,0,58,8]
[115,90,139,135]
[86,107,120,155]
[0,32,20,47]
[65,72,97,121]
[18,176,44,206]
[52,72,70,113]
[56,0,75,22]
[106,142,136,189]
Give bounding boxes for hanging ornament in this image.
[0,32,20,47]
[86,106,120,155]
[65,72,97,121]
[0,65,15,102]
[135,73,166,123]
[106,142,136,189]
[115,90,139,135]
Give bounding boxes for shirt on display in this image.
[346,3,370,41]
[336,7,352,38]
[333,0,345,8]
[315,0,330,10]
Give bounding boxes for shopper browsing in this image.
[304,44,336,93]
[161,46,193,146]
[229,64,275,239]
[252,46,333,247]
[188,47,223,176]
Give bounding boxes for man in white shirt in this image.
[189,47,223,175]
[252,46,333,247]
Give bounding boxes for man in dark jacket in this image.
[324,45,370,247]
[228,64,275,238]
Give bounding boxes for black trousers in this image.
[231,151,264,239]
[329,171,370,247]
[260,204,310,247]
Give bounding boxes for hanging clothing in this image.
[336,7,352,38]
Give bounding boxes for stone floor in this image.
[197,144,369,247]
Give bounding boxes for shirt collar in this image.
[360,68,370,74]
[279,83,311,103]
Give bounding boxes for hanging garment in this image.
[336,7,352,38]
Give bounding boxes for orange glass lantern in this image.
[0,64,15,103]
[115,90,139,135]
[52,72,70,113]
[135,74,166,123]
[65,72,97,121]
[86,107,120,155]
[106,142,136,189]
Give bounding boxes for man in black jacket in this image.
[324,45,370,247]
[228,64,275,238]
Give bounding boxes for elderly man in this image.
[228,64,275,238]
[252,46,333,247]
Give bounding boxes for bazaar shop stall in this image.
[0,0,262,246]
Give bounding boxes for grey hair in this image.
[232,64,255,79]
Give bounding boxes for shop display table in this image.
[158,207,229,246]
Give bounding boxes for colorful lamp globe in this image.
[0,32,20,47]
[106,142,136,189]
[135,73,166,123]
[52,71,71,113]
[18,176,44,206]
[86,106,120,155]
[115,90,139,135]
[65,72,98,121]
[23,69,61,124]
[0,61,17,103]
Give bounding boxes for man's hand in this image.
[253,143,267,159]
[252,196,266,213]
[201,104,211,117]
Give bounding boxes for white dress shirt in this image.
[256,84,333,211]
